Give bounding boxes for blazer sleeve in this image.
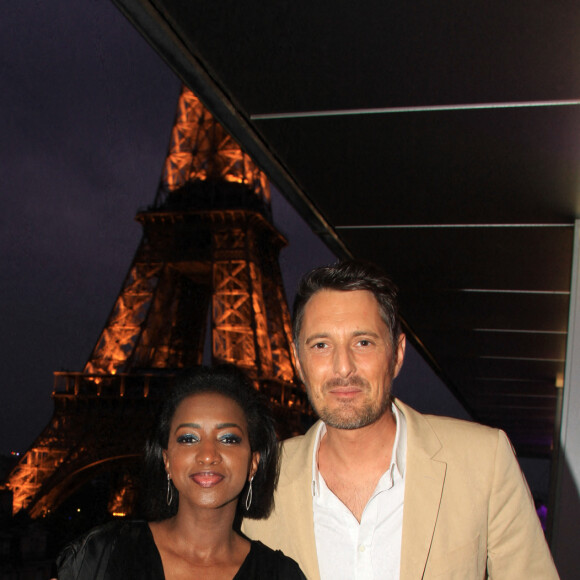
[486,430,559,579]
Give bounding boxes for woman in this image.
[56,365,305,579]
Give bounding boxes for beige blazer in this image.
[243,399,558,579]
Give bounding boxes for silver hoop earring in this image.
[245,476,254,511]
[166,474,173,506]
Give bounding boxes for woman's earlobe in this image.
[250,451,260,479]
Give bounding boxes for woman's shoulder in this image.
[56,520,153,579]
[241,540,306,579]
[60,520,149,552]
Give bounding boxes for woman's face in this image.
[163,392,259,512]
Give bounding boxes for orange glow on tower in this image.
[4,87,309,517]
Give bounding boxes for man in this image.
[243,260,559,579]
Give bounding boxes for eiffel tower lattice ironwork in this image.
[4,87,310,518]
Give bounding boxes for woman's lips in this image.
[191,472,224,487]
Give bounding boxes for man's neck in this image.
[321,407,397,467]
[317,408,398,521]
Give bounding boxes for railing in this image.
[51,373,314,426]
[52,372,176,399]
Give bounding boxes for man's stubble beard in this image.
[307,375,394,430]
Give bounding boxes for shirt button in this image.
[359,545,366,553]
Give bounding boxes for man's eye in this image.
[312,342,327,349]
[220,434,242,445]
[358,340,371,346]
[177,434,198,444]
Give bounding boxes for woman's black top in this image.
[56,520,306,579]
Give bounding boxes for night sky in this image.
[0,1,339,455]
[0,1,466,457]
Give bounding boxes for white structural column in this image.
[550,219,580,578]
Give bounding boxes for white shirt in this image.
[312,405,407,580]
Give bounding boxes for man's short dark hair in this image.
[292,260,402,349]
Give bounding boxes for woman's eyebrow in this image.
[216,423,242,430]
[174,422,201,432]
[174,422,243,432]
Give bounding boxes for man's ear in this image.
[292,343,306,382]
[393,333,406,378]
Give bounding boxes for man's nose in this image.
[333,345,356,377]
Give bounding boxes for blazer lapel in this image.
[396,401,447,580]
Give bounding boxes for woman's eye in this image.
[220,434,242,445]
[177,434,198,444]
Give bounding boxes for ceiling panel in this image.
[254,109,580,226]
[155,1,580,112]
[340,227,573,291]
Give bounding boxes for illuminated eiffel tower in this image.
[5,87,309,518]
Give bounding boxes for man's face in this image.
[295,289,406,430]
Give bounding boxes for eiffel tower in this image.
[4,87,310,518]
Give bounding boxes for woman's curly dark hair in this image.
[140,365,280,525]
